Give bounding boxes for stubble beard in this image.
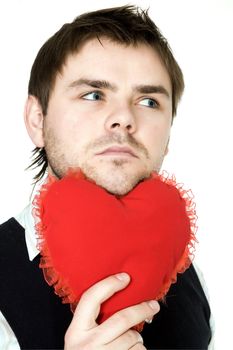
[80,158,153,196]
[44,128,163,196]
[48,154,153,196]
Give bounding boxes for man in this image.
[0,5,212,349]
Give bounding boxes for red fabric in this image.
[33,170,197,330]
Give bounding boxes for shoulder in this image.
[0,218,23,233]
[0,218,25,257]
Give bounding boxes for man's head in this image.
[25,5,184,195]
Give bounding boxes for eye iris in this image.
[148,99,154,107]
[93,92,100,100]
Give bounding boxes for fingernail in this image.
[148,300,159,310]
[145,317,153,324]
[138,334,144,343]
[115,272,130,281]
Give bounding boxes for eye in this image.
[139,98,159,109]
[82,91,103,101]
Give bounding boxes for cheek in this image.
[140,123,170,155]
[49,109,94,147]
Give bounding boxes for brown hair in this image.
[27,5,184,182]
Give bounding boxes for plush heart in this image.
[33,170,197,329]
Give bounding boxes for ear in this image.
[24,95,45,148]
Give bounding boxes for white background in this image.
[0,0,232,347]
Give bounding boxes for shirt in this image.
[0,204,215,349]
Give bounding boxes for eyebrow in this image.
[68,78,117,91]
[67,78,170,98]
[134,84,170,98]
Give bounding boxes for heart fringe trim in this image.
[32,170,198,327]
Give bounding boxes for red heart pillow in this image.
[33,170,197,329]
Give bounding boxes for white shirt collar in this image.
[14,204,40,261]
[14,175,49,261]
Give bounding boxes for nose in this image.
[104,105,137,134]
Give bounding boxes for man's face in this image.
[43,38,173,195]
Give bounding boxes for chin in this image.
[85,168,151,196]
[99,181,137,196]
[79,158,154,195]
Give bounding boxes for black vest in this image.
[0,218,212,349]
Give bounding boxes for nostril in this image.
[111,123,120,128]
[111,123,132,130]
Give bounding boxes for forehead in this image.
[58,38,172,93]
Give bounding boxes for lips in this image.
[96,146,138,158]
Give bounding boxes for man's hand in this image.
[64,273,160,349]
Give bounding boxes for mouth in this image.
[95,146,138,158]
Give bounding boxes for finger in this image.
[70,273,130,331]
[97,300,160,343]
[106,330,144,350]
